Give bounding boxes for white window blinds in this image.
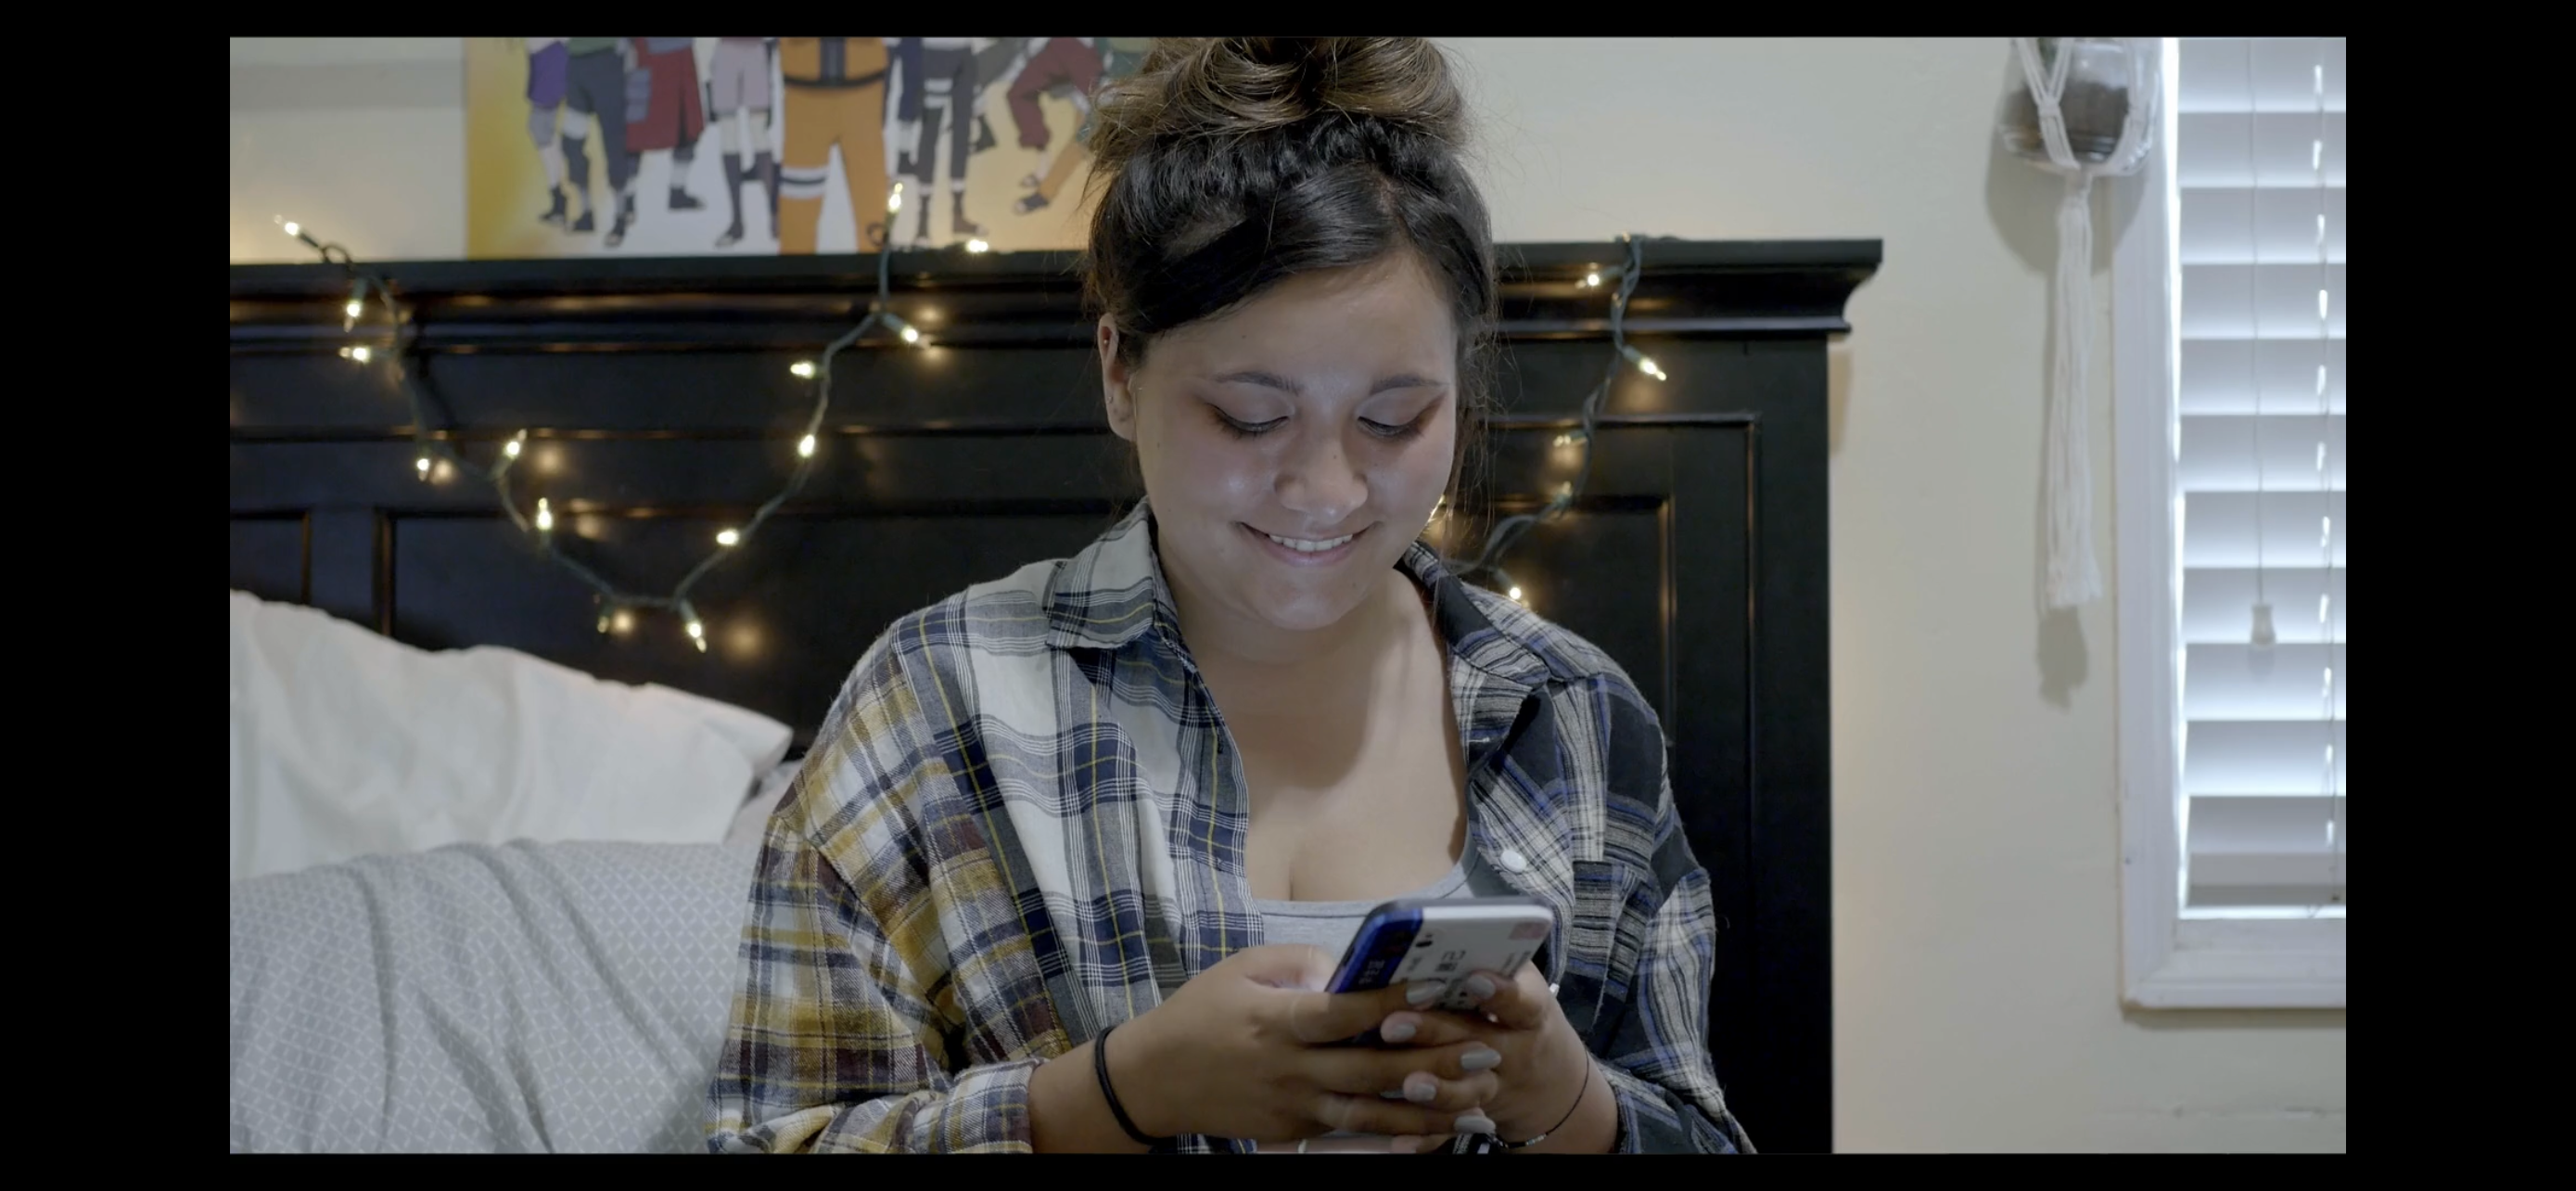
[2174,37,2346,914]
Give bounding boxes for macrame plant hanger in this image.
[2010,37,2159,609]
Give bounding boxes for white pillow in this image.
[724,757,805,850]
[229,591,792,882]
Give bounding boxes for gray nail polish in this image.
[1457,1113,1498,1135]
[1463,974,1497,1000]
[1406,1080,1438,1104]
[1381,1019,1417,1044]
[1460,1046,1502,1072]
[1405,981,1444,1007]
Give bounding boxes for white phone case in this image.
[1355,900,1554,1013]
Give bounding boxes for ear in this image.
[1098,317,1138,442]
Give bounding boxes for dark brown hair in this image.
[1079,38,1499,498]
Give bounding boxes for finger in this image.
[1284,976,1449,1045]
[1314,1094,1498,1140]
[1230,943,1340,991]
[1394,1069,1500,1112]
[1375,1008,1495,1048]
[1386,1133,1459,1155]
[1315,1037,1506,1094]
[1456,963,1556,1032]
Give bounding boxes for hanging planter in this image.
[1996,37,2159,609]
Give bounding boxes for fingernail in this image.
[1460,1046,1502,1072]
[1389,1136,1422,1154]
[1405,1074,1439,1103]
[1457,1113,1497,1135]
[1381,1018,1417,1044]
[1463,974,1497,1001]
[1406,980,1444,1007]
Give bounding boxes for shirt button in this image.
[1497,847,1528,873]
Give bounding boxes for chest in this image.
[1220,651,1469,903]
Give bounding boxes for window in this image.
[2113,37,2345,1008]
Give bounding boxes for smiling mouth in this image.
[1242,522,1369,560]
[1261,530,1358,553]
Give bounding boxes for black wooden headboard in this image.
[229,239,1877,1153]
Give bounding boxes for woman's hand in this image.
[1372,962,1598,1153]
[1111,944,1510,1145]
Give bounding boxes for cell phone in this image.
[1325,895,1554,1016]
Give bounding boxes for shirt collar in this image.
[1042,496,1562,691]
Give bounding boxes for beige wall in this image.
[229,36,2346,1151]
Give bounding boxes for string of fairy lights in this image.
[272,206,1660,646]
[272,182,942,651]
[1439,232,1666,605]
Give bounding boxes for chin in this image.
[1244,587,1368,634]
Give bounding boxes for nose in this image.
[1274,424,1366,528]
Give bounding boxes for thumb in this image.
[1282,974,1443,1045]
[1227,942,1340,991]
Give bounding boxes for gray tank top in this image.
[1246,856,1473,1152]
[1253,856,1473,965]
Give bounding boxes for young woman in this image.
[706,37,1753,1156]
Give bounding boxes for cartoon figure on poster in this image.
[624,37,710,236]
[1007,38,1149,218]
[889,39,989,249]
[777,38,893,254]
[707,38,780,249]
[557,38,634,240]
[524,38,572,228]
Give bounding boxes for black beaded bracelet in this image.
[1092,1022,1169,1148]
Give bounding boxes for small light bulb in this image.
[596,611,612,634]
[717,528,741,547]
[415,455,430,476]
[611,608,632,634]
[1639,355,1665,380]
[1507,585,1524,603]
[1583,271,1600,288]
[887,183,904,214]
[345,300,363,320]
[900,326,921,344]
[535,497,554,532]
[686,619,707,651]
[280,219,300,238]
[790,360,816,379]
[965,237,990,254]
[504,433,524,460]
[797,432,817,458]
[349,345,372,364]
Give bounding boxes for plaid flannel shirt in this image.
[706,499,1753,1154]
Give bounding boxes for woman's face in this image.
[1101,252,1460,639]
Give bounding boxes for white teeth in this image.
[1265,531,1355,553]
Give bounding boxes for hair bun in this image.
[1090,38,1465,173]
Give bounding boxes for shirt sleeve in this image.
[703,631,1042,1153]
[1595,770,1759,1154]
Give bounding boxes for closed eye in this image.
[1211,409,1286,439]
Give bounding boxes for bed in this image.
[227,239,1876,1153]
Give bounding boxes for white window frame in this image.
[2112,37,2345,1010]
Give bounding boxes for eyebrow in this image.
[1209,370,1447,396]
